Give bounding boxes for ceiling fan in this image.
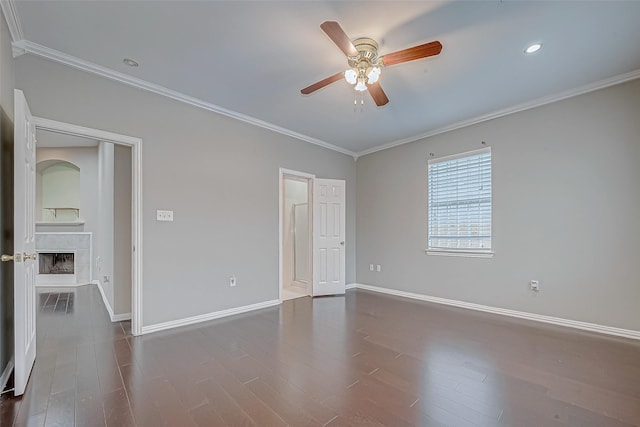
[301,21,443,106]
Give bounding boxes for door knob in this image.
[340,241,345,245]
[24,253,37,261]
[1,254,14,262]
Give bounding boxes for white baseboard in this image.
[0,357,14,392]
[345,283,357,290]
[352,283,640,341]
[141,299,281,335]
[112,312,131,322]
[92,279,128,323]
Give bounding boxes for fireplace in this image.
[37,250,77,285]
[39,253,75,275]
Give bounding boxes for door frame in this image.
[33,117,143,336]
[278,168,314,302]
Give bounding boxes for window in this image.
[427,147,492,256]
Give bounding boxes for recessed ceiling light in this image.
[524,43,542,54]
[123,58,139,67]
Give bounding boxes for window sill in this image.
[425,250,494,259]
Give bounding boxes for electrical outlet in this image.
[230,276,236,287]
[530,280,539,291]
[369,264,374,272]
[156,209,174,221]
[376,265,381,272]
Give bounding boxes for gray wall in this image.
[0,11,14,384]
[356,78,640,331]
[113,144,132,315]
[15,55,356,327]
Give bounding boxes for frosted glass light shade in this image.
[367,66,381,84]
[344,69,357,84]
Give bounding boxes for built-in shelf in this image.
[44,207,80,218]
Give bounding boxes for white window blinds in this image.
[428,147,492,254]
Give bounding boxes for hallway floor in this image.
[282,286,308,301]
[1,284,640,426]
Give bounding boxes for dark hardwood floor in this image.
[1,285,639,426]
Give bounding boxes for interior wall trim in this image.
[93,280,116,322]
[112,312,131,322]
[0,0,24,45]
[141,299,281,335]
[3,4,639,159]
[351,283,640,341]
[93,280,130,321]
[355,68,640,158]
[13,39,356,158]
[0,356,14,392]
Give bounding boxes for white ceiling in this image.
[11,1,640,155]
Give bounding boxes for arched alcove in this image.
[36,159,81,221]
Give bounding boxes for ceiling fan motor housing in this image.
[348,38,380,69]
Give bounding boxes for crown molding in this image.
[11,36,640,160]
[0,0,24,53]
[14,40,357,158]
[356,68,640,158]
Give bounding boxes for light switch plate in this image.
[157,210,174,221]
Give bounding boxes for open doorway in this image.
[8,92,142,398]
[33,117,142,336]
[33,130,132,323]
[280,169,313,301]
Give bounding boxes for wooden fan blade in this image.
[320,21,358,57]
[381,41,442,67]
[301,72,344,95]
[367,81,389,106]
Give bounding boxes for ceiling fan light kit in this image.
[345,37,382,92]
[301,21,442,106]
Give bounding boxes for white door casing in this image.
[33,117,143,336]
[313,179,346,296]
[14,89,37,396]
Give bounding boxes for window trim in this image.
[425,249,494,258]
[426,147,493,258]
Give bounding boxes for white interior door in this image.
[313,179,346,296]
[13,89,37,396]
